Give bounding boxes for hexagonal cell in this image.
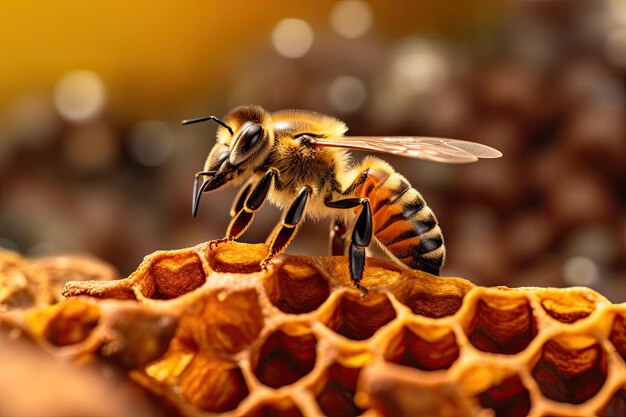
[140,252,206,299]
[176,289,264,354]
[466,295,537,354]
[243,397,304,417]
[99,306,178,368]
[39,300,100,347]
[321,292,396,341]
[383,323,459,371]
[264,261,330,314]
[539,292,596,324]
[609,313,626,361]
[360,366,475,417]
[321,256,403,290]
[178,352,249,413]
[598,388,626,417]
[206,241,267,273]
[314,363,363,417]
[252,326,317,388]
[390,274,473,318]
[531,336,607,405]
[476,375,531,417]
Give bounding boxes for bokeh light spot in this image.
[128,121,175,167]
[563,256,599,286]
[327,76,367,113]
[330,0,373,39]
[271,18,314,58]
[392,39,448,94]
[53,70,106,123]
[608,0,626,26]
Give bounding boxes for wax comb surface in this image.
[1,242,625,417]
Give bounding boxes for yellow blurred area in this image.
[1,1,262,116]
[0,0,500,118]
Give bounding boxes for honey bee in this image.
[183,105,501,293]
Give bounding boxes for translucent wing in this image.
[310,136,502,163]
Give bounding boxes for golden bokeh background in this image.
[1,0,624,300]
[0,1,498,117]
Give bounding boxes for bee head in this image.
[183,105,273,196]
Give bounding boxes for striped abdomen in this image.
[351,158,446,275]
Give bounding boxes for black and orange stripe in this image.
[350,158,446,275]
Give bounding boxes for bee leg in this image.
[325,198,372,294]
[192,170,217,217]
[340,170,369,196]
[260,185,311,269]
[230,178,254,218]
[209,169,276,250]
[330,217,348,256]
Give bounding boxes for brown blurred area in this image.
[0,0,624,301]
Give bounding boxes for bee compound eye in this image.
[230,124,265,165]
[242,124,263,150]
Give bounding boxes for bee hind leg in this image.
[260,185,311,269]
[209,169,276,250]
[325,197,372,294]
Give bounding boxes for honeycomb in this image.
[1,241,625,417]
[0,248,118,310]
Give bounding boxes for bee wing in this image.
[311,136,502,163]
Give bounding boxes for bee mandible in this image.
[182,105,501,293]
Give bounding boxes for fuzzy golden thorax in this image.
[206,105,352,218]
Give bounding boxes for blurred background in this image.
[0,0,624,301]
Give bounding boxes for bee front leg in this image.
[230,178,254,218]
[192,170,217,217]
[325,197,372,294]
[260,185,312,270]
[209,169,276,249]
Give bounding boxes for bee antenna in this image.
[181,115,234,135]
